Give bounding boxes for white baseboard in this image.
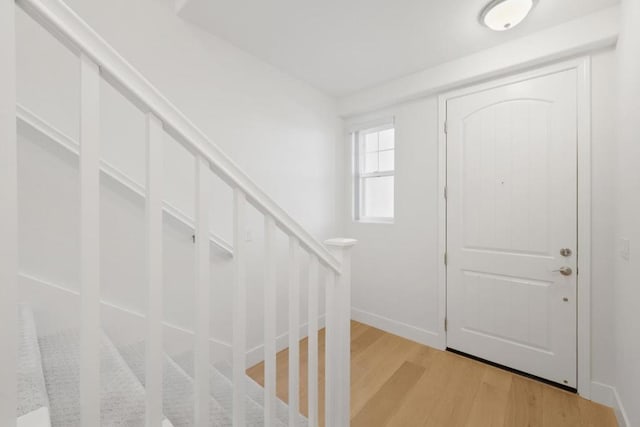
[591,381,631,427]
[591,381,615,407]
[351,307,444,350]
[612,387,631,427]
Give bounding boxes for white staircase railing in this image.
[0,0,355,426]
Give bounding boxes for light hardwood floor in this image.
[246,321,617,427]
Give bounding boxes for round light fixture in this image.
[480,0,537,31]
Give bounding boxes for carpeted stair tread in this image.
[38,330,148,426]
[118,343,232,426]
[173,353,293,427]
[215,361,308,427]
[17,305,50,420]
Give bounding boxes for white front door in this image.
[446,69,578,387]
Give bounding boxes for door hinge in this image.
[444,186,447,200]
[444,252,448,265]
[444,317,448,332]
[444,120,448,134]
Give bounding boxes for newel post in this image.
[324,238,357,427]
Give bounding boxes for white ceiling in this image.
[177,0,619,96]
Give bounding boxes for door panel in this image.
[462,100,552,255]
[446,69,577,387]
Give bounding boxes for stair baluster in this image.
[79,52,101,427]
[145,112,165,427]
[0,0,18,424]
[287,237,301,427]
[232,189,248,426]
[307,255,320,427]
[263,216,278,427]
[194,155,212,426]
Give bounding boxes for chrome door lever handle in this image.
[552,266,572,276]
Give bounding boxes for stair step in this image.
[118,343,232,426]
[173,353,281,427]
[173,354,301,427]
[38,330,152,426]
[26,307,304,427]
[17,305,50,425]
[216,361,307,427]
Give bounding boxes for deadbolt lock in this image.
[560,248,572,257]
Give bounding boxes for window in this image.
[353,123,395,222]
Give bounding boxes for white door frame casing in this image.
[436,57,592,398]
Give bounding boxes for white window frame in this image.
[352,121,395,224]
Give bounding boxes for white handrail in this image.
[18,0,341,274]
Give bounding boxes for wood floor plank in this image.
[464,366,513,427]
[351,361,425,427]
[246,321,618,427]
[406,344,436,369]
[578,396,619,427]
[385,348,451,427]
[542,386,580,427]
[423,354,488,427]
[351,334,421,416]
[350,325,385,357]
[350,320,369,341]
[504,375,544,427]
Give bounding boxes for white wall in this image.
[590,50,618,391]
[614,0,640,424]
[343,49,618,391]
[16,0,341,360]
[344,97,442,347]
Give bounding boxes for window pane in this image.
[363,152,378,173]
[379,128,394,150]
[362,176,394,219]
[378,150,394,172]
[364,132,378,153]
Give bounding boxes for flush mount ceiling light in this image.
[480,0,537,31]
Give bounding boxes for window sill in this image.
[354,218,394,225]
